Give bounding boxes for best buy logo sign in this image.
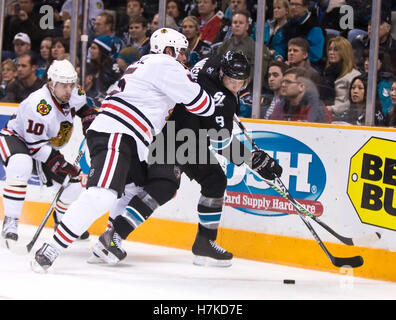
[347,137,396,230]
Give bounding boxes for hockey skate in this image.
[1,217,20,251]
[192,224,233,267]
[91,228,126,265]
[1,216,18,241]
[30,243,60,273]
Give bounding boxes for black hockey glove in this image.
[251,149,282,180]
[45,149,80,180]
[78,106,98,136]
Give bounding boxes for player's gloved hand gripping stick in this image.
[233,115,380,268]
[26,139,86,253]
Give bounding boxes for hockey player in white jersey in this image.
[31,28,215,272]
[0,59,97,249]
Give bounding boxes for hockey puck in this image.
[283,279,295,284]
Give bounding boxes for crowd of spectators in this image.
[1,0,396,127]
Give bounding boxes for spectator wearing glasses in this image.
[269,67,331,123]
[282,0,326,70]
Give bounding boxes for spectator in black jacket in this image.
[352,14,396,75]
[313,0,346,34]
[2,0,51,53]
[345,0,392,42]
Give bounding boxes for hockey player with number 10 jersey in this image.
[0,59,97,249]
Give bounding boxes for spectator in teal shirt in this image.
[282,0,326,68]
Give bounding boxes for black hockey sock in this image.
[197,223,218,241]
[113,215,134,240]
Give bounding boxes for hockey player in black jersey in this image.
[91,51,283,267]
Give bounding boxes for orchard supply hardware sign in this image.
[224,131,325,217]
[348,137,396,231]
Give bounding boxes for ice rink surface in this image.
[1,224,396,303]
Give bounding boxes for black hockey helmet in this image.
[220,51,250,80]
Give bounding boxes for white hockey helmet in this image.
[150,28,188,57]
[47,59,78,85]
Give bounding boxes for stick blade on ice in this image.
[332,255,364,268]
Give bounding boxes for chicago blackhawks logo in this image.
[50,121,73,147]
[37,99,51,116]
[77,85,85,96]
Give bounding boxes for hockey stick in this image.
[264,176,380,246]
[233,115,364,268]
[26,139,86,253]
[233,115,380,246]
[272,177,363,268]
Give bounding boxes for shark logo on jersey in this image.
[213,91,226,107]
[37,99,51,116]
[206,67,215,75]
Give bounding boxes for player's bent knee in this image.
[81,187,118,213]
[59,179,83,204]
[5,154,33,181]
[144,179,179,205]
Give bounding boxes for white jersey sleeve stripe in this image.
[195,94,214,116]
[185,89,214,116]
[101,103,152,143]
[107,97,155,130]
[102,103,151,138]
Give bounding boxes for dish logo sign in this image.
[224,131,326,217]
[347,137,396,231]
